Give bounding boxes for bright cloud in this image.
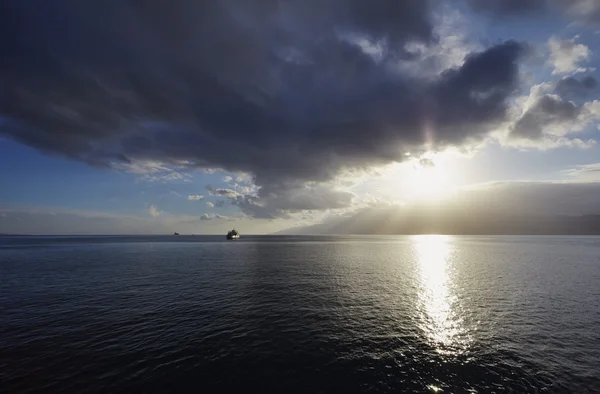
[148,205,161,217]
[548,36,592,74]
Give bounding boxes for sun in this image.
[404,157,455,201]
[381,153,460,203]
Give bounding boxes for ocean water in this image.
[1,235,599,393]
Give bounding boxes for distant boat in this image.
[226,229,240,240]
[174,232,180,236]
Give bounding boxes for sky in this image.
[1,0,600,234]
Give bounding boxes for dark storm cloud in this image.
[468,0,600,25]
[556,0,600,25]
[1,1,526,216]
[467,0,548,15]
[555,75,598,98]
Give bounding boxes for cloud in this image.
[148,171,191,182]
[457,181,600,215]
[467,0,547,15]
[0,2,530,218]
[467,0,600,26]
[206,182,355,219]
[419,158,436,168]
[562,163,600,180]
[506,82,600,146]
[555,75,598,98]
[222,176,233,183]
[547,36,591,74]
[187,194,204,201]
[115,161,191,182]
[395,8,482,79]
[286,181,600,234]
[206,202,215,208]
[148,205,161,217]
[199,213,236,221]
[206,186,242,198]
[234,173,253,184]
[561,0,600,26]
[511,94,580,139]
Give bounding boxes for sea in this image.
[1,235,599,393]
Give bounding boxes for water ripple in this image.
[1,235,599,393]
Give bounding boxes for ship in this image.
[226,229,240,240]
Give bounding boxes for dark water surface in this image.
[1,235,599,393]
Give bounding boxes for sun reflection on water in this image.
[412,235,468,355]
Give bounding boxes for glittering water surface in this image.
[1,235,600,393]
